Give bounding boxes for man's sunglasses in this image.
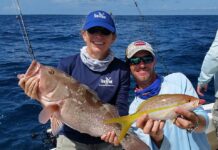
[128,55,154,65]
[87,27,112,36]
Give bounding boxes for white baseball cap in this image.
[126,40,155,59]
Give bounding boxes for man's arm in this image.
[197,30,218,95]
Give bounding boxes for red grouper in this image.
[17,60,150,150]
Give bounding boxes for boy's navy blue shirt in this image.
[57,54,130,144]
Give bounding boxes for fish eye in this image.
[48,69,55,75]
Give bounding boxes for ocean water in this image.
[0,15,218,149]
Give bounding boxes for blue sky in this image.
[1,0,218,15]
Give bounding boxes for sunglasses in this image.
[87,27,112,36]
[128,55,154,65]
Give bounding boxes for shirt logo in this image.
[99,77,114,87]
[94,12,106,19]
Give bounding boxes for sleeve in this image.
[116,65,130,116]
[180,73,198,97]
[159,73,209,149]
[181,73,210,130]
[198,30,218,86]
[131,123,170,150]
[166,72,198,97]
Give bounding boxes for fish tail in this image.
[104,112,145,142]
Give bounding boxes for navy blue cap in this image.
[82,10,116,33]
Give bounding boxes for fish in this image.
[18,60,150,150]
[105,94,205,142]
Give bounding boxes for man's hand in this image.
[101,114,165,148]
[174,107,205,132]
[196,84,208,96]
[136,114,165,147]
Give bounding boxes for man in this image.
[197,29,218,148]
[102,40,210,150]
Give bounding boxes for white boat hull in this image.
[202,103,218,150]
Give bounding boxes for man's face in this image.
[82,27,116,59]
[129,51,156,87]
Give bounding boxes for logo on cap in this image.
[94,12,106,19]
[134,41,146,46]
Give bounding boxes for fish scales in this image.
[104,94,205,142]
[19,61,150,150]
[137,94,191,112]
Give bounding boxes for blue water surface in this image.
[0,15,218,149]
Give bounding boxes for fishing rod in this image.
[15,0,36,60]
[133,0,144,19]
[132,0,170,75]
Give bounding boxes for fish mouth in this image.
[25,60,41,77]
[199,99,206,105]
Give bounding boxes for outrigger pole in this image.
[133,0,144,18]
[15,0,36,60]
[132,0,170,75]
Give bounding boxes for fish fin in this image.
[38,105,59,124]
[38,107,52,124]
[104,112,145,142]
[50,114,63,136]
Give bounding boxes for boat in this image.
[202,103,218,150]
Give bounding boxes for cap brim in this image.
[83,22,115,33]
